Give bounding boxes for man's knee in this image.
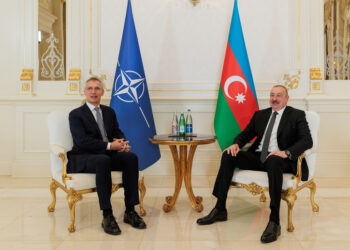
[264,155,284,171]
[123,152,139,171]
[127,152,138,162]
[93,154,111,171]
[219,151,239,173]
[221,151,238,163]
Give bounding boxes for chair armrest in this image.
[294,152,306,186]
[50,144,72,185]
[304,145,317,156]
[50,144,66,156]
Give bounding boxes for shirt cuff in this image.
[107,142,111,150]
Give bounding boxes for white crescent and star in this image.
[223,75,248,104]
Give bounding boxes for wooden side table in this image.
[150,134,216,212]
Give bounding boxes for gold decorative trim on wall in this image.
[19,69,35,95]
[66,69,81,95]
[68,69,81,81]
[309,68,324,95]
[190,0,200,6]
[312,82,321,91]
[282,70,300,90]
[20,69,34,81]
[21,83,31,92]
[310,68,322,80]
[69,83,79,92]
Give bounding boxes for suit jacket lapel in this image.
[277,106,291,136]
[82,104,100,134]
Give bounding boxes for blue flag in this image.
[110,0,160,170]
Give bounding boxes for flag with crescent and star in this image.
[110,0,160,170]
[214,0,259,151]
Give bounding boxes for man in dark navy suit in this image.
[197,85,313,243]
[67,77,146,235]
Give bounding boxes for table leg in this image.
[183,145,203,212]
[163,145,183,212]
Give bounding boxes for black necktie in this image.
[260,111,278,163]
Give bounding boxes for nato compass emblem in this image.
[113,63,150,128]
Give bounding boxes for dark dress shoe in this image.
[196,208,227,225]
[260,220,281,243]
[101,214,121,235]
[124,211,146,229]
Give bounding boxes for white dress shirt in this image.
[86,102,111,150]
[256,106,286,152]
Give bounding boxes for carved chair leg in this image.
[259,192,266,202]
[67,189,82,233]
[308,180,319,212]
[138,176,146,216]
[284,189,297,232]
[48,179,59,212]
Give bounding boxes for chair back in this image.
[47,111,73,179]
[304,111,320,180]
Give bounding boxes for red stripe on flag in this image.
[220,43,259,130]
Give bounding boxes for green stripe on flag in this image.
[214,87,241,151]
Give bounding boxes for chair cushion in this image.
[232,170,297,190]
[53,171,144,191]
[53,172,123,191]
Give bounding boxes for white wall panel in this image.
[0,0,350,179]
[23,112,50,152]
[100,0,290,90]
[0,0,21,97]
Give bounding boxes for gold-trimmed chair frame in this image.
[48,152,146,232]
[230,152,319,232]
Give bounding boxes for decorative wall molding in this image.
[66,68,81,95]
[190,0,200,6]
[309,67,324,94]
[281,70,301,90]
[310,68,322,80]
[19,69,35,96]
[38,5,57,34]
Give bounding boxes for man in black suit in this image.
[67,77,146,235]
[197,85,313,243]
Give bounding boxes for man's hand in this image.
[110,138,130,152]
[223,144,240,157]
[266,150,287,159]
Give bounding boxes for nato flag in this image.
[110,0,160,170]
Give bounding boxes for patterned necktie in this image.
[94,107,108,142]
[260,111,278,163]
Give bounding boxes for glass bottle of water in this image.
[171,112,178,135]
[186,109,193,135]
[179,113,186,136]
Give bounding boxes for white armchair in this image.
[47,111,146,232]
[230,111,320,232]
